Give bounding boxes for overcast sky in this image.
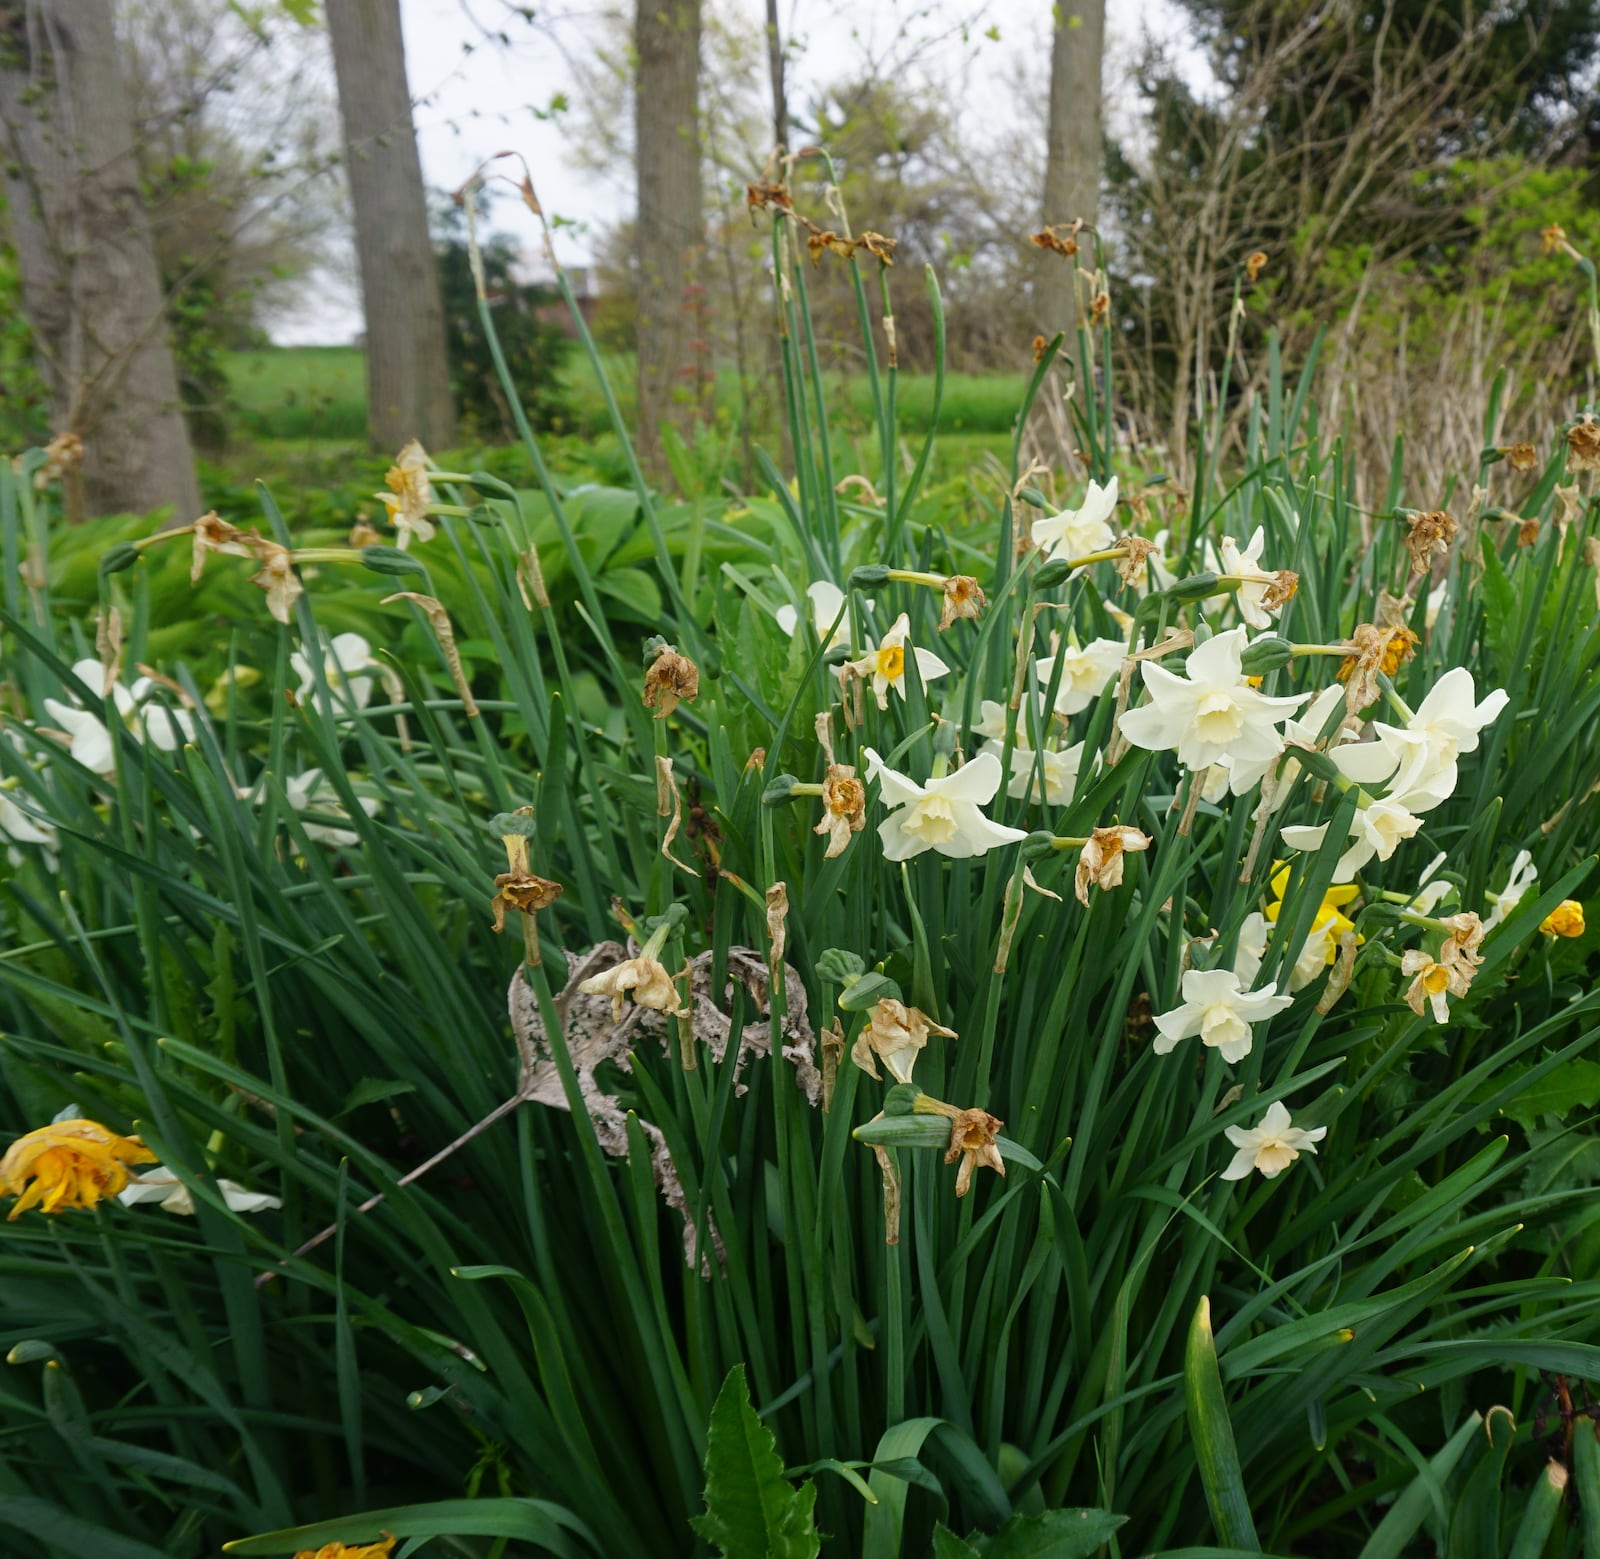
[271,0,1195,342]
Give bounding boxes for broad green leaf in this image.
[690,1364,821,1559]
[984,1508,1129,1558]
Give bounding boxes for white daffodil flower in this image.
[1222,682,1348,797]
[1031,476,1118,562]
[42,660,195,777]
[1221,1100,1326,1180]
[293,632,380,713]
[973,693,1048,742]
[1152,968,1293,1064]
[864,748,1029,862]
[1118,628,1308,790]
[1281,791,1425,879]
[1231,911,1343,994]
[119,1168,281,1216]
[1035,637,1126,716]
[1329,668,1508,812]
[1410,851,1454,914]
[284,768,380,847]
[1218,528,1277,629]
[987,739,1083,808]
[776,580,857,652]
[1483,849,1538,931]
[846,613,949,710]
[0,788,57,869]
[378,439,436,550]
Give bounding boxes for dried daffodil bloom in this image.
[1542,222,1568,256]
[1,1118,157,1218]
[491,871,563,934]
[189,511,255,585]
[643,647,700,719]
[1244,250,1268,282]
[1030,224,1080,258]
[1337,624,1418,713]
[378,439,436,549]
[293,1539,396,1559]
[578,954,683,1024]
[814,765,866,858]
[851,998,955,1086]
[1500,443,1538,474]
[1075,824,1152,905]
[945,1108,1005,1197]
[1113,535,1159,589]
[249,541,303,625]
[1260,570,1299,611]
[348,519,382,548]
[1567,416,1600,473]
[1541,900,1585,938]
[1516,517,1541,547]
[1404,510,1458,574]
[938,574,987,630]
[1439,911,1486,974]
[35,430,84,488]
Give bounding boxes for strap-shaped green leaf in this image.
[1184,1296,1260,1551]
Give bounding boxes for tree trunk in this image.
[326,0,454,454]
[1036,0,1105,336]
[634,0,705,476]
[0,0,201,520]
[764,0,788,155]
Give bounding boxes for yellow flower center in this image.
[876,644,905,681]
[1421,962,1450,995]
[1255,1140,1297,1174]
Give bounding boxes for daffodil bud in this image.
[883,1082,920,1116]
[98,542,142,577]
[1033,557,1074,589]
[1017,486,1050,509]
[1239,635,1293,675]
[1165,570,1225,602]
[762,773,802,805]
[848,564,892,590]
[360,544,428,577]
[817,948,866,985]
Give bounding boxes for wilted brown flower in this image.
[1500,442,1538,473]
[1030,224,1080,258]
[1439,912,1486,975]
[1075,824,1152,906]
[189,511,254,585]
[1404,510,1458,573]
[805,228,855,265]
[858,231,897,265]
[814,765,866,858]
[1541,222,1569,256]
[938,574,987,630]
[944,1108,1005,1197]
[1260,570,1299,611]
[1031,333,1049,363]
[491,871,563,934]
[1337,624,1418,712]
[1089,291,1111,325]
[851,998,955,1086]
[746,180,791,215]
[1566,416,1600,473]
[349,519,382,548]
[35,430,84,489]
[1517,517,1542,547]
[643,647,700,719]
[1113,535,1159,589]
[577,954,683,1024]
[1244,250,1268,282]
[249,541,303,625]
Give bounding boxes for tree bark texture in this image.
[0,0,201,519]
[1037,0,1105,335]
[326,0,454,453]
[634,0,706,475]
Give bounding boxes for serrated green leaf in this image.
[691,1364,821,1559]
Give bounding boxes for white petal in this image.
[928,749,1005,805]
